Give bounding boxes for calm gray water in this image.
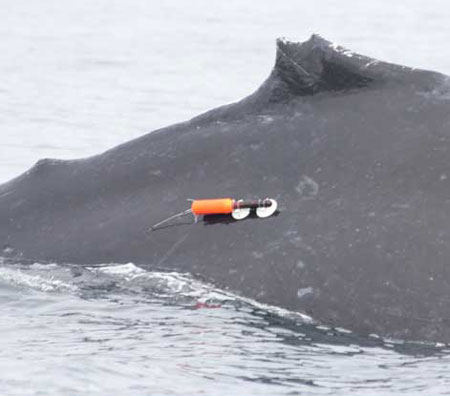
[2,1,450,394]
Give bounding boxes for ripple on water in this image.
[1,260,450,395]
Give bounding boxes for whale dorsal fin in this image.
[273,34,443,96]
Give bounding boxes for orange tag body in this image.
[191,198,234,215]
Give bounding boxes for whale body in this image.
[1,35,450,342]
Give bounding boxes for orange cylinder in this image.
[191,198,234,215]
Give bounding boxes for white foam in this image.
[0,266,78,293]
[88,263,313,322]
[94,262,146,277]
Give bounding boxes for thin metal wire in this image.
[151,209,192,230]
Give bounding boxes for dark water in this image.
[2,0,450,394]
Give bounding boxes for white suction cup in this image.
[231,200,251,220]
[256,199,278,218]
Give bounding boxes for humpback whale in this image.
[1,35,450,343]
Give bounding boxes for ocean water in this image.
[2,0,450,394]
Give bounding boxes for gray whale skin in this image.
[1,35,450,343]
